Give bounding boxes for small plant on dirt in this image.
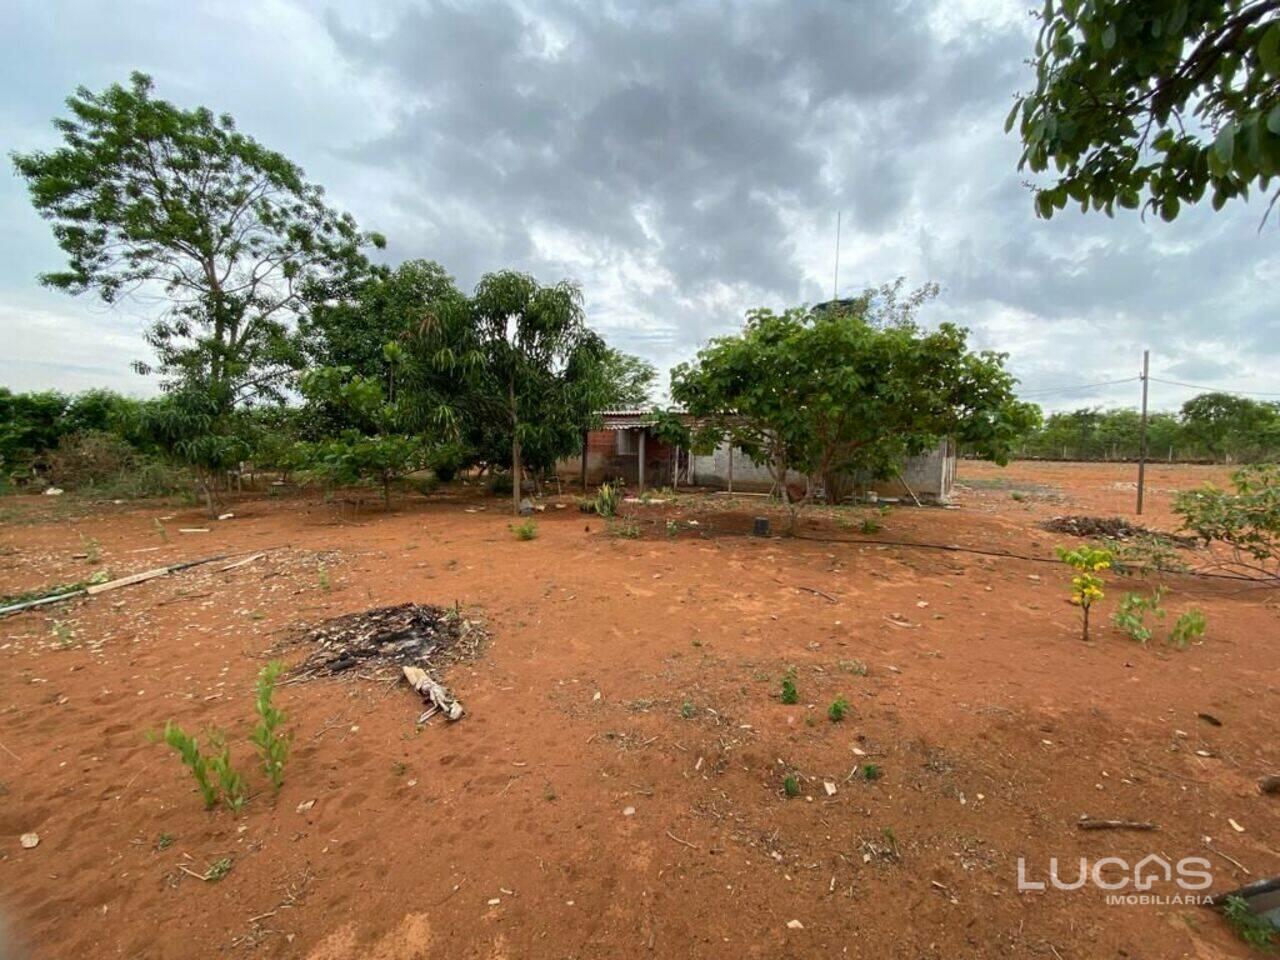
[594,482,620,519]
[783,775,801,798]
[1111,587,1166,643]
[1010,491,1025,502]
[1055,544,1111,641]
[665,519,680,538]
[153,517,169,543]
[158,721,219,810]
[859,516,882,535]
[543,782,557,801]
[511,519,538,541]
[780,668,799,705]
[680,700,696,719]
[1169,609,1207,649]
[828,696,849,722]
[250,661,290,793]
[204,857,234,882]
[1221,894,1276,950]
[156,832,175,851]
[838,659,868,676]
[607,518,641,539]
[317,563,331,592]
[207,733,247,813]
[862,763,883,781]
[79,534,101,564]
[51,621,74,648]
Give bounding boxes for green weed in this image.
[862,763,883,781]
[250,661,290,792]
[828,697,849,722]
[159,721,219,810]
[511,519,538,541]
[780,668,799,705]
[594,482,620,518]
[1222,894,1276,950]
[1170,609,1207,648]
[783,775,801,798]
[1112,587,1166,643]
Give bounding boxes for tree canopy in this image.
[672,289,1035,529]
[1011,0,1280,222]
[12,72,385,407]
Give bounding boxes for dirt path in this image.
[0,463,1276,959]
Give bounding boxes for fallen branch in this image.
[1077,818,1157,831]
[402,665,465,722]
[666,830,699,850]
[795,585,839,603]
[0,553,229,617]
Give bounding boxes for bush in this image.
[512,519,538,541]
[594,482,620,518]
[44,430,135,488]
[1175,464,1280,580]
[488,472,513,496]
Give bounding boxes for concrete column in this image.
[638,428,646,492]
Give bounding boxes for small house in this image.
[558,410,957,502]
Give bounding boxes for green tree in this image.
[435,271,604,513]
[593,348,658,409]
[1011,1,1280,222]
[672,291,1034,531]
[1180,391,1279,461]
[296,346,426,509]
[12,72,384,408]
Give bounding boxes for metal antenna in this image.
[832,210,842,301]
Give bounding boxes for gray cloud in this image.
[1,0,1277,409]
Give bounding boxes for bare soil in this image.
[0,460,1276,959]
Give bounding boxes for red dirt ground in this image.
[0,460,1276,959]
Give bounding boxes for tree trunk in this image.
[510,381,521,516]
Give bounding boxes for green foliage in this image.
[13,72,382,406]
[1222,894,1276,950]
[1011,1,1280,222]
[296,359,425,508]
[203,857,234,882]
[594,482,620,518]
[859,516,882,535]
[1175,464,1280,579]
[249,661,290,793]
[512,519,538,541]
[780,669,799,705]
[783,775,801,798]
[680,700,696,719]
[862,763,883,782]
[828,696,849,722]
[1170,609,1208,648]
[159,721,219,810]
[207,733,248,813]
[606,518,641,539]
[589,348,658,409]
[1112,587,1166,643]
[1056,544,1112,641]
[671,286,1033,531]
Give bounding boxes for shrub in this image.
[488,472,513,496]
[1222,894,1276,950]
[828,696,849,722]
[1175,464,1280,581]
[1056,544,1112,641]
[512,519,538,541]
[250,661,290,792]
[783,775,801,798]
[1169,609,1207,649]
[780,669,799,705]
[44,430,135,488]
[1111,587,1166,643]
[207,733,248,812]
[606,518,641,539]
[594,482,620,518]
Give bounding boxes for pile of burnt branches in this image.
[286,603,486,682]
[1040,515,1196,545]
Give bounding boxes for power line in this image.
[1017,376,1141,398]
[1147,376,1280,398]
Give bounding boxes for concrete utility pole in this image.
[1136,349,1150,515]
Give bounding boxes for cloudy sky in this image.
[1,0,1276,411]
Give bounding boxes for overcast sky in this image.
[2,0,1276,411]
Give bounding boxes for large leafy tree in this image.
[1180,390,1280,460]
[1011,1,1280,222]
[12,72,384,407]
[593,348,658,408]
[672,291,1035,531]
[425,271,605,513]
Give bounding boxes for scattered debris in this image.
[786,920,804,930]
[19,833,39,849]
[0,553,230,617]
[44,487,63,496]
[295,799,316,814]
[1198,712,1223,727]
[403,665,465,722]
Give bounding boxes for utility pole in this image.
[1136,349,1149,515]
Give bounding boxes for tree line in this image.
[5,74,1033,517]
[1008,393,1280,463]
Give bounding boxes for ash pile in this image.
[290,603,485,681]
